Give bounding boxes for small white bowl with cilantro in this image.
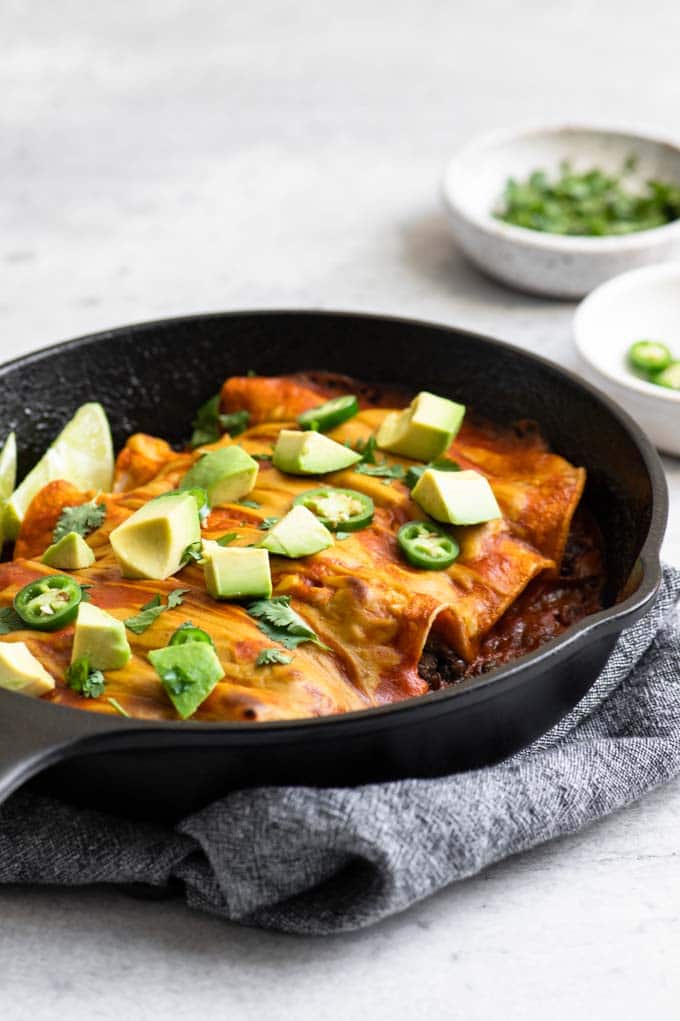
[442,123,680,298]
[573,261,680,455]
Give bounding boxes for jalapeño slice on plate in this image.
[293,487,374,532]
[297,395,359,432]
[397,520,459,570]
[628,341,673,376]
[168,622,215,647]
[655,360,680,391]
[14,575,83,631]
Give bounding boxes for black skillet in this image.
[0,311,667,820]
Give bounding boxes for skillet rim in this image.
[0,308,668,737]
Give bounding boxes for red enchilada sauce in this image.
[419,507,605,688]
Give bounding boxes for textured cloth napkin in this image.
[2,566,679,936]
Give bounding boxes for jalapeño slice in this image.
[293,487,374,532]
[397,520,459,570]
[169,621,215,647]
[655,360,680,390]
[628,340,673,376]
[14,574,83,631]
[297,395,359,432]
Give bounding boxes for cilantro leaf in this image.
[259,517,279,530]
[181,540,204,566]
[405,458,461,490]
[246,595,329,651]
[353,435,377,464]
[190,394,221,447]
[0,606,26,634]
[216,532,238,546]
[218,410,250,436]
[256,648,294,667]
[239,499,260,509]
[124,588,189,635]
[190,396,250,448]
[335,531,350,541]
[53,500,106,543]
[66,655,106,699]
[356,460,405,481]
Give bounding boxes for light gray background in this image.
[2,2,679,1018]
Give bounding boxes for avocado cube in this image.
[203,545,272,600]
[272,430,362,475]
[110,491,200,580]
[42,531,95,570]
[180,446,258,507]
[148,642,224,719]
[412,468,501,525]
[376,391,465,461]
[260,505,333,557]
[72,601,131,671]
[0,642,55,696]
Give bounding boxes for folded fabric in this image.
[1,566,679,936]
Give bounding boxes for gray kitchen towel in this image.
[1,565,679,936]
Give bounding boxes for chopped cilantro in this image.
[259,517,279,530]
[353,435,377,463]
[190,394,221,447]
[0,606,26,634]
[335,531,350,541]
[190,395,250,447]
[66,655,106,699]
[124,588,189,635]
[53,499,106,543]
[246,595,329,651]
[405,458,460,490]
[216,532,238,546]
[496,158,680,236]
[239,498,260,509]
[356,460,405,481]
[181,540,204,566]
[219,410,250,436]
[256,648,294,667]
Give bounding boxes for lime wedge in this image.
[0,432,17,548]
[0,432,17,502]
[4,403,114,540]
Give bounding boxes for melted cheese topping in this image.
[0,375,586,722]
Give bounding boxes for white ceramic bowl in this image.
[573,262,680,456]
[442,123,680,298]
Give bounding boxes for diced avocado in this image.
[180,447,258,507]
[412,468,502,525]
[148,642,225,719]
[71,602,131,671]
[0,641,55,696]
[376,391,465,461]
[272,430,362,475]
[110,491,200,580]
[260,505,333,557]
[42,531,95,570]
[203,545,272,600]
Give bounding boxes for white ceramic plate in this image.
[573,262,680,455]
[442,123,680,298]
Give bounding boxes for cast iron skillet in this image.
[0,311,667,820]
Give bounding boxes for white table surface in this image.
[2,2,679,1018]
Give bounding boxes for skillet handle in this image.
[0,690,118,807]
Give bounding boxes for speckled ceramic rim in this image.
[0,309,668,736]
[574,261,680,403]
[442,121,680,252]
